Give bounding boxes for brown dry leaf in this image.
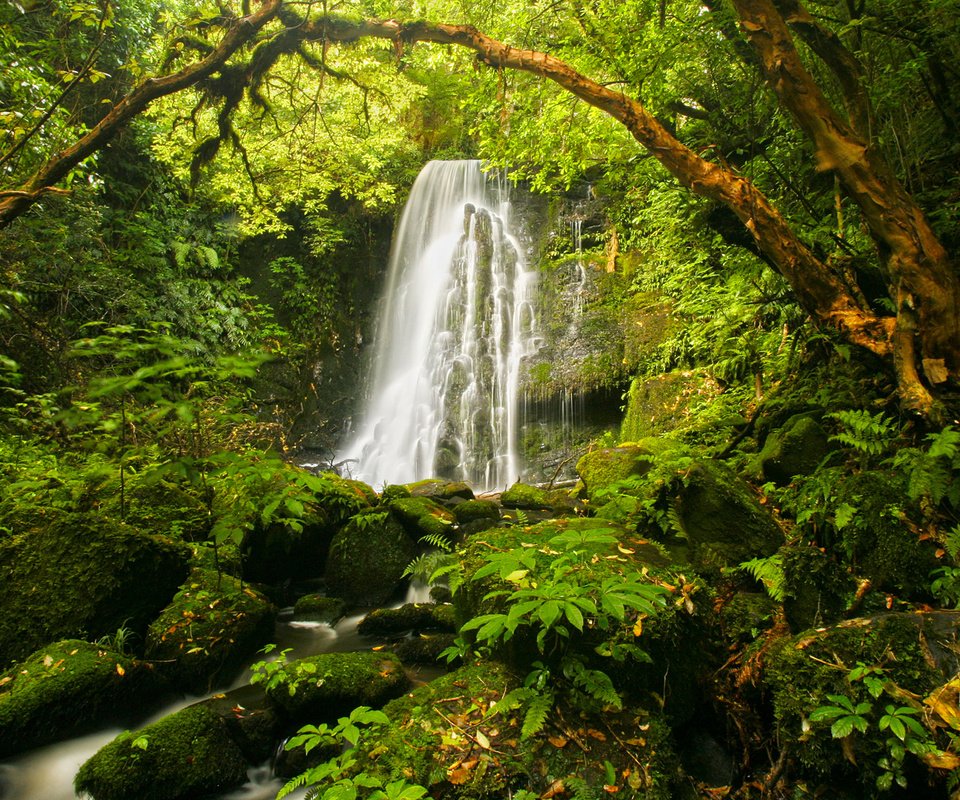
[115,663,125,677]
[841,736,857,766]
[586,729,607,742]
[0,676,12,687]
[624,737,646,746]
[602,786,619,794]
[372,645,385,651]
[925,679,960,731]
[617,545,635,555]
[542,779,565,798]
[447,765,472,785]
[548,736,568,748]
[43,655,53,667]
[474,731,491,749]
[923,751,960,770]
[632,619,643,637]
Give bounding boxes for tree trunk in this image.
[731,0,960,415]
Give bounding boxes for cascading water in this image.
[338,160,538,491]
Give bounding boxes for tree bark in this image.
[0,0,284,227]
[730,0,960,415]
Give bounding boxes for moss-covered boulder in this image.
[264,650,409,724]
[451,499,500,526]
[405,479,474,501]
[620,370,720,442]
[144,566,276,692]
[324,510,418,606]
[500,482,551,509]
[242,471,374,585]
[576,439,682,501]
[389,496,457,542]
[74,703,248,800]
[675,459,783,567]
[763,612,960,794]
[781,544,854,631]
[0,512,190,668]
[751,413,835,485]
[330,661,682,799]
[357,603,457,636]
[0,640,157,759]
[293,593,347,623]
[113,478,210,541]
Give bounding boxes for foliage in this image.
[737,554,786,602]
[279,706,429,800]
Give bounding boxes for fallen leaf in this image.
[475,731,491,749]
[43,655,53,667]
[602,786,619,793]
[0,676,12,687]
[923,751,960,770]
[586,729,607,742]
[542,779,565,798]
[548,736,568,748]
[625,737,646,746]
[632,620,643,637]
[115,664,125,676]
[617,545,635,554]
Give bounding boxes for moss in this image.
[405,479,475,501]
[265,650,409,723]
[452,499,500,525]
[389,496,457,542]
[0,511,191,668]
[357,603,457,636]
[293,593,347,623]
[576,440,682,501]
[500,483,552,510]
[144,566,276,692]
[620,371,720,442]
[764,612,954,791]
[676,459,783,568]
[113,478,210,541]
[381,484,412,502]
[718,592,778,644]
[749,413,835,485]
[0,640,157,759]
[340,661,681,799]
[324,510,418,606]
[781,543,854,631]
[75,703,247,800]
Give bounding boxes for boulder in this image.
[264,650,408,724]
[576,438,682,501]
[74,703,247,800]
[451,499,500,526]
[620,370,720,442]
[675,459,783,567]
[324,510,418,606]
[404,478,474,501]
[0,640,158,759]
[292,594,347,623]
[752,413,835,485]
[144,566,276,692]
[0,512,190,668]
[388,496,457,542]
[357,603,457,636]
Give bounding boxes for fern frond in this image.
[738,555,786,602]
[418,532,453,551]
[521,691,553,739]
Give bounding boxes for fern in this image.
[738,554,786,602]
[943,525,960,563]
[828,409,897,457]
[521,691,553,739]
[418,531,453,551]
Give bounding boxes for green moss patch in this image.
[0,511,190,668]
[389,496,457,542]
[144,566,276,692]
[0,640,157,759]
[358,603,457,636]
[293,593,347,623]
[75,703,247,800]
[265,650,409,723]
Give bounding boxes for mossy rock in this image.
[781,544,854,631]
[200,683,280,763]
[357,603,457,636]
[75,703,247,800]
[381,484,412,502]
[337,661,681,799]
[0,512,191,668]
[452,499,501,525]
[576,439,682,501]
[718,592,778,645]
[389,633,457,665]
[838,471,939,596]
[389,496,457,542]
[620,370,720,442]
[763,612,959,793]
[264,650,409,723]
[405,479,475,501]
[324,510,418,606]
[675,459,783,567]
[500,482,550,509]
[750,413,835,485]
[144,566,276,692]
[293,594,347,623]
[0,640,158,759]
[114,478,210,541]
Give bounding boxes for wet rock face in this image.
[0,512,190,669]
[752,412,835,485]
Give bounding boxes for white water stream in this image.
[0,586,434,800]
[338,160,538,492]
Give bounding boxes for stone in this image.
[576,438,683,501]
[0,512,190,668]
[388,496,457,542]
[292,593,347,623]
[74,703,247,800]
[620,370,720,442]
[324,510,417,606]
[753,413,835,485]
[357,603,456,636]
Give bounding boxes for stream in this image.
[0,585,435,800]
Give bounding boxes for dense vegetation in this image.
[1,0,959,799]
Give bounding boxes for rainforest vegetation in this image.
[1,0,959,799]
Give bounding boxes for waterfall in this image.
[338,160,538,492]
